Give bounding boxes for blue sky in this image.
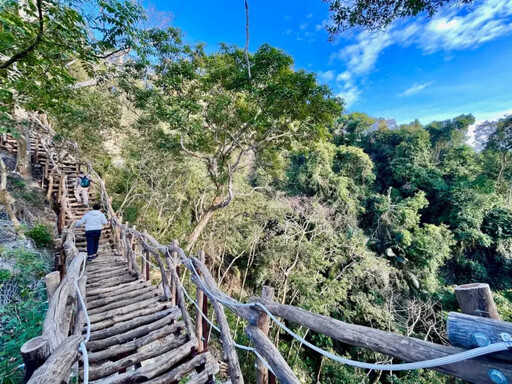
[147,0,512,125]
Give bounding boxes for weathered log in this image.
[88,321,185,363]
[144,246,171,299]
[185,359,221,384]
[44,271,60,303]
[89,307,179,341]
[42,252,85,352]
[86,274,137,289]
[189,257,258,323]
[21,336,50,382]
[196,250,206,352]
[86,279,145,297]
[245,326,300,384]
[90,302,172,331]
[447,312,512,361]
[166,255,195,338]
[87,283,151,304]
[87,285,156,310]
[455,283,500,319]
[90,338,197,384]
[88,334,188,380]
[87,309,177,351]
[198,282,244,384]
[145,352,215,384]
[27,335,81,384]
[257,286,274,384]
[72,272,87,336]
[87,290,160,316]
[252,298,512,384]
[88,296,161,324]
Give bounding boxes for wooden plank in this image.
[88,334,188,380]
[447,312,512,361]
[245,326,300,384]
[252,297,512,384]
[89,339,197,384]
[88,321,185,363]
[455,283,500,319]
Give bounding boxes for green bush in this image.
[0,249,51,383]
[25,223,54,249]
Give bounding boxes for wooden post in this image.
[45,271,60,303]
[170,240,178,306]
[257,286,275,384]
[202,292,209,351]
[455,283,500,319]
[196,250,206,352]
[144,250,150,281]
[21,336,50,382]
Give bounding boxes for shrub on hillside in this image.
[25,223,54,248]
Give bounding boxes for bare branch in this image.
[243,0,251,80]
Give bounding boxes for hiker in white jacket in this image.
[76,203,108,260]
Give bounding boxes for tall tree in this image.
[122,33,343,250]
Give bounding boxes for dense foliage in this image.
[2,1,511,382]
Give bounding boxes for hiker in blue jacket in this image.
[76,203,108,260]
[75,171,91,207]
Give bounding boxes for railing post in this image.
[196,250,206,352]
[143,249,150,281]
[455,283,500,319]
[170,240,178,306]
[257,286,275,384]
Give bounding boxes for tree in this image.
[323,0,474,35]
[122,35,343,250]
[0,0,143,178]
[330,112,375,147]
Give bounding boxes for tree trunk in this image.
[186,207,216,252]
[16,122,32,179]
[0,156,23,233]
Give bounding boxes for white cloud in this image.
[307,13,313,18]
[317,70,335,82]
[327,0,512,108]
[300,22,309,30]
[285,29,292,35]
[399,82,433,97]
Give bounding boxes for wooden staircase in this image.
[2,130,220,383]
[63,172,220,382]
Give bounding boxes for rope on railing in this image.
[181,284,277,377]
[188,261,512,372]
[73,241,91,383]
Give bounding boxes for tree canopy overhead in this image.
[323,0,474,34]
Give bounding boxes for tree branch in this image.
[0,0,44,69]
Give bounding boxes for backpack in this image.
[80,176,90,188]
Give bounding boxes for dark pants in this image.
[85,230,102,256]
